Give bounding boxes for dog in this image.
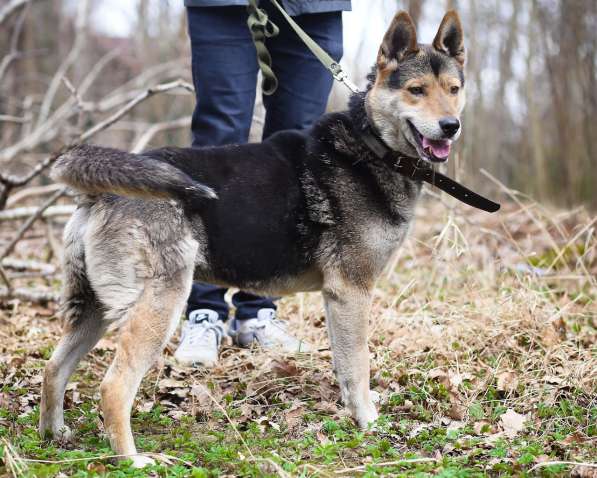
[40,10,466,467]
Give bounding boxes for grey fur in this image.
[52,144,217,202]
[39,10,468,466]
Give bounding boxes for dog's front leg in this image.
[323,277,378,428]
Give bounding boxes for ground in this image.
[0,195,595,477]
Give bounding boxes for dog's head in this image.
[366,11,466,163]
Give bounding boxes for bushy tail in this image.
[51,144,217,202]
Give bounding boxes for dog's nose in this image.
[439,117,460,138]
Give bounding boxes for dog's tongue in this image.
[422,137,451,159]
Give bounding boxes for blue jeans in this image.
[186,4,343,321]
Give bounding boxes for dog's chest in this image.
[361,219,411,270]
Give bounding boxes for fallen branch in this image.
[334,458,438,474]
[0,286,59,303]
[6,183,63,207]
[528,461,597,473]
[0,203,75,221]
[1,257,56,274]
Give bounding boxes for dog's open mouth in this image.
[407,121,451,163]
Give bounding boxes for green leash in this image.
[246,0,359,95]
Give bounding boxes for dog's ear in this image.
[433,10,465,65]
[378,11,418,67]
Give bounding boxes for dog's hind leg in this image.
[39,313,106,442]
[99,265,193,468]
[323,274,378,428]
[40,208,107,442]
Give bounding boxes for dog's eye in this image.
[408,86,424,96]
[450,86,460,95]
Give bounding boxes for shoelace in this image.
[183,319,223,347]
[249,319,294,347]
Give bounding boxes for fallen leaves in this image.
[496,371,519,394]
[499,409,527,438]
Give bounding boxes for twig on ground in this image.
[20,452,193,467]
[528,461,597,473]
[0,438,28,477]
[334,458,438,474]
[200,380,256,460]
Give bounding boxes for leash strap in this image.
[268,0,359,93]
[361,128,500,213]
[247,0,359,94]
[246,0,500,213]
[247,0,280,95]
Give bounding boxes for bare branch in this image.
[0,79,193,189]
[35,0,89,127]
[0,114,29,124]
[0,188,65,261]
[80,79,193,142]
[6,184,63,207]
[132,116,190,153]
[0,1,29,83]
[0,0,39,26]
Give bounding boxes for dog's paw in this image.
[370,390,381,404]
[54,425,74,444]
[130,455,155,468]
[39,424,74,444]
[355,402,379,429]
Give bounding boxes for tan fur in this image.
[399,75,463,118]
[100,282,190,467]
[39,10,468,468]
[322,272,377,426]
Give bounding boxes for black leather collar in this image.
[359,125,500,213]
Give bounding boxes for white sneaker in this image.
[174,309,225,367]
[229,308,312,352]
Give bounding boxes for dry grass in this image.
[0,186,595,476]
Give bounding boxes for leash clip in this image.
[330,62,360,93]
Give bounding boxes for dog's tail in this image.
[51,144,217,202]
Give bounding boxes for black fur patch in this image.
[443,24,462,56]
[429,51,446,77]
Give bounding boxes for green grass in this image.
[1,201,595,476]
[1,354,594,477]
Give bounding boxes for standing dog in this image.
[40,10,466,467]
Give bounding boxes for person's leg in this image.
[178,6,261,366]
[261,7,344,137]
[188,6,258,147]
[230,8,342,351]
